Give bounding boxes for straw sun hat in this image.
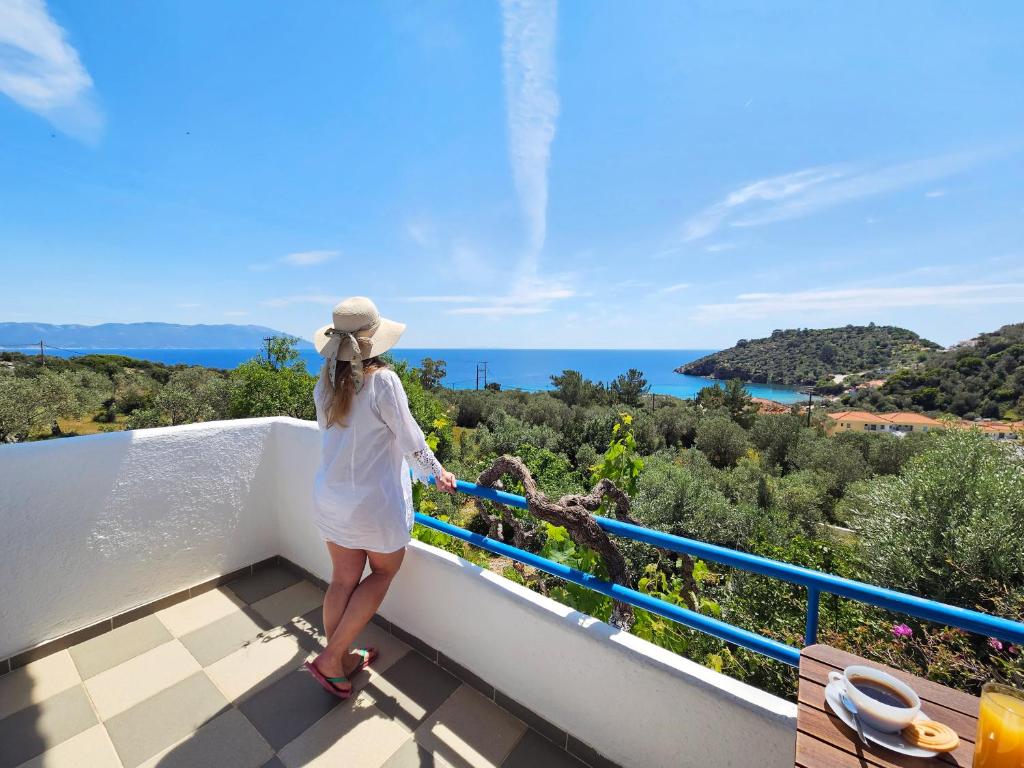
[313,297,406,390]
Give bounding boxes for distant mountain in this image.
[0,322,313,349]
[677,325,940,386]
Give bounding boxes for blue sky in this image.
[1,0,1022,349]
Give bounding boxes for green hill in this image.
[678,325,939,386]
[848,322,1024,419]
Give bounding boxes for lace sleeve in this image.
[408,446,444,484]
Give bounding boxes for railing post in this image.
[804,587,821,647]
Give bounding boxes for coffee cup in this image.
[828,665,921,733]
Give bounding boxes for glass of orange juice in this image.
[974,682,1024,767]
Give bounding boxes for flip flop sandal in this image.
[303,661,353,700]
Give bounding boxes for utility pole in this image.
[475,363,479,390]
[263,336,274,367]
[39,340,45,363]
[476,361,489,390]
[482,361,488,389]
[806,389,814,427]
[651,392,657,410]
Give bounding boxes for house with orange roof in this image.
[880,412,945,434]
[962,421,1022,441]
[825,411,893,434]
[825,411,945,435]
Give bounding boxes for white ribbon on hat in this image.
[323,328,365,392]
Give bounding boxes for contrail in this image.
[500,0,559,280]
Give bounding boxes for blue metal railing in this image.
[417,477,1024,666]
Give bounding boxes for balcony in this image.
[0,418,797,768]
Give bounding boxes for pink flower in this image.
[988,637,1004,652]
[892,623,913,639]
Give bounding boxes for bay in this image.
[24,346,806,403]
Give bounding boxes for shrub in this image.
[631,452,757,548]
[749,413,804,472]
[694,415,749,468]
[653,403,700,448]
[844,428,1024,607]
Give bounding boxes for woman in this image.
[303,296,457,698]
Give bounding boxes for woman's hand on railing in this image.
[435,469,457,494]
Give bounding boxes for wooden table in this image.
[796,644,981,767]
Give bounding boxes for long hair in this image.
[323,355,386,427]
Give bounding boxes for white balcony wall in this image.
[0,419,281,659]
[0,418,798,768]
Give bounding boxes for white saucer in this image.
[824,679,939,758]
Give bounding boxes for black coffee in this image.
[849,676,912,708]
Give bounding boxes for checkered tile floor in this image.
[0,567,587,768]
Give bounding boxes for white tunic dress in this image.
[312,368,443,553]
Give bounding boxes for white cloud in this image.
[924,189,947,198]
[281,250,337,266]
[705,243,737,253]
[249,249,339,271]
[0,0,102,141]
[402,295,484,303]
[695,282,1024,321]
[401,280,574,317]
[261,294,336,308]
[683,166,845,241]
[500,0,559,276]
[658,282,691,294]
[447,305,549,316]
[683,149,995,241]
[223,310,249,317]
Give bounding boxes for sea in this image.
[18,347,806,403]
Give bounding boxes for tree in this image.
[845,429,1024,606]
[229,337,317,421]
[113,369,157,414]
[631,452,755,548]
[721,378,758,428]
[0,371,80,441]
[789,431,870,499]
[694,415,750,468]
[264,335,302,370]
[609,368,649,407]
[749,413,804,472]
[0,376,36,441]
[695,380,757,426]
[419,358,447,390]
[550,370,605,407]
[155,368,229,426]
[653,403,700,448]
[695,384,726,410]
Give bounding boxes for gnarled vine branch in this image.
[472,455,648,629]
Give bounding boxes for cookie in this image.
[902,719,959,752]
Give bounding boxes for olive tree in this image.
[844,428,1024,606]
[694,415,750,468]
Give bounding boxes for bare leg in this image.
[313,547,405,685]
[322,542,367,640]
